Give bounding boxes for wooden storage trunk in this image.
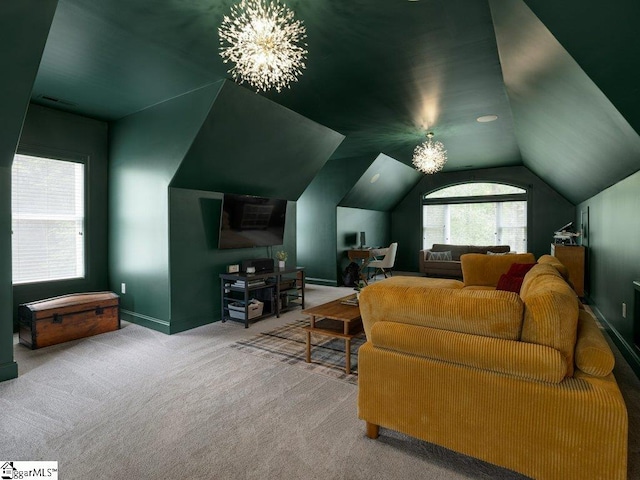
[19,291,120,349]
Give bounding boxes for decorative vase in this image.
[278,260,286,269]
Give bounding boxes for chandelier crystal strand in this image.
[412,132,448,174]
[219,0,308,93]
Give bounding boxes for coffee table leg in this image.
[306,330,311,363]
[345,338,351,374]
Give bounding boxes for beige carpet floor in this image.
[1,284,638,479]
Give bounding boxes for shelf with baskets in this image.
[219,267,305,328]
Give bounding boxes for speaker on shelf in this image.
[241,258,274,273]
[360,231,366,248]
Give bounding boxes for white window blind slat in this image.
[11,154,85,284]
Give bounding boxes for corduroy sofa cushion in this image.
[371,321,566,383]
[520,265,579,377]
[359,278,523,341]
[461,252,537,287]
[519,263,561,298]
[575,309,615,377]
[537,254,570,280]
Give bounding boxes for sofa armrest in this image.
[419,249,431,273]
[370,321,567,383]
[575,309,615,376]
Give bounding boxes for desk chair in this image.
[367,242,398,280]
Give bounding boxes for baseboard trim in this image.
[169,316,216,335]
[305,277,338,287]
[0,361,18,383]
[588,300,640,379]
[121,309,170,335]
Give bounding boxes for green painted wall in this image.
[109,83,221,333]
[523,0,640,137]
[297,156,377,285]
[577,171,640,376]
[298,153,418,285]
[0,0,58,382]
[166,80,340,331]
[392,166,575,272]
[491,0,640,204]
[339,153,422,211]
[171,81,344,200]
[111,79,338,333]
[13,104,109,326]
[336,207,390,279]
[169,188,297,331]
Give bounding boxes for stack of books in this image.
[233,279,266,288]
[340,296,359,306]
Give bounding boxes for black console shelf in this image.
[219,267,305,328]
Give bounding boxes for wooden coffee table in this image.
[302,295,363,374]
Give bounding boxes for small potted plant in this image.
[276,250,288,269]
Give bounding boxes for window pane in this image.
[423,204,446,248]
[449,202,497,245]
[12,154,85,284]
[497,201,527,253]
[423,197,527,252]
[425,182,525,199]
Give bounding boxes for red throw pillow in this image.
[506,263,536,278]
[496,274,524,293]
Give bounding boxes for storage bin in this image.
[228,300,264,320]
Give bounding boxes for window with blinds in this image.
[12,154,85,284]
[422,182,527,252]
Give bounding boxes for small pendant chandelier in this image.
[412,132,447,174]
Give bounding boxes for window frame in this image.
[12,145,90,286]
[421,181,530,251]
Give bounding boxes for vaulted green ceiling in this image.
[29,0,640,204]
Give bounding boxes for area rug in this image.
[230,319,365,385]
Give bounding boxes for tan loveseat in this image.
[358,253,627,480]
[419,243,511,279]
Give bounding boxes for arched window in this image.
[422,182,528,252]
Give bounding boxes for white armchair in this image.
[366,242,398,280]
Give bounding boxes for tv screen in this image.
[218,193,287,249]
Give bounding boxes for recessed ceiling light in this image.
[477,114,498,123]
[370,173,381,184]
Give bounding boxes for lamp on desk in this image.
[359,232,366,249]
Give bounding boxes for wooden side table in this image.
[302,295,362,374]
[551,244,586,297]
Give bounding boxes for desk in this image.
[347,248,383,284]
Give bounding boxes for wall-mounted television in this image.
[218,193,287,249]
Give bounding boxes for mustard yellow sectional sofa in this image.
[358,253,627,480]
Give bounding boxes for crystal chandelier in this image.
[218,0,308,93]
[412,132,448,174]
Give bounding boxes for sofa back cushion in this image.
[431,244,469,261]
[467,245,511,255]
[359,277,524,341]
[427,250,452,261]
[461,252,536,287]
[520,264,580,377]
